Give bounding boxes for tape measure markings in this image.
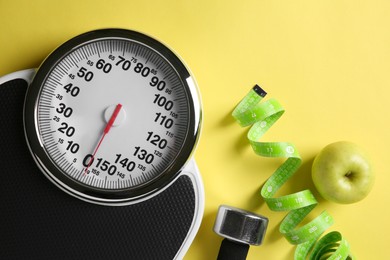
[232,85,353,260]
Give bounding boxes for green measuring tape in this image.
[232,85,353,260]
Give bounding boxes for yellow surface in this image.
[1,1,389,259]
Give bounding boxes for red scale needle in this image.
[84,103,122,174]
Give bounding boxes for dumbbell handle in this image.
[217,238,249,260]
[213,205,269,260]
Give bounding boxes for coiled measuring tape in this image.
[232,85,353,260]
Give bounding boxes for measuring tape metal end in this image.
[253,84,267,97]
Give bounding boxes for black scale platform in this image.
[0,77,196,259]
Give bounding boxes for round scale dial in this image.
[24,29,201,205]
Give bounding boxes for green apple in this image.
[311,141,374,204]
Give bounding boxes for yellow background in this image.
[1,1,389,259]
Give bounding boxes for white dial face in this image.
[36,38,191,191]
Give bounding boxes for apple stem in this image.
[345,171,354,178]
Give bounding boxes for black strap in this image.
[217,238,250,260]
